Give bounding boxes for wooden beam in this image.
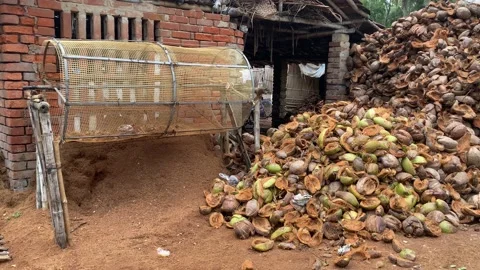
[278,28,355,41]
[323,0,350,20]
[255,15,346,30]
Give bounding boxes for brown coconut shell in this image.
[341,219,365,232]
[209,212,224,229]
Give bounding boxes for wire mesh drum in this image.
[40,39,254,142]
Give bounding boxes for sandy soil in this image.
[0,135,479,270]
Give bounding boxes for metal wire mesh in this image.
[40,39,254,142]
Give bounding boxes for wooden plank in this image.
[39,111,68,249]
[54,140,71,244]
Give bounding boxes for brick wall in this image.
[325,33,349,103]
[0,0,246,190]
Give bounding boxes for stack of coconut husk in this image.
[348,1,480,139]
[0,235,11,262]
[200,100,480,268]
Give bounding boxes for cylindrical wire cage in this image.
[40,39,255,142]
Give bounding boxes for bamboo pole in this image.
[54,140,71,244]
[254,88,264,151]
[38,110,68,249]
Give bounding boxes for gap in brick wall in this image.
[142,19,148,41]
[128,18,135,41]
[86,13,93,40]
[101,15,107,40]
[71,11,79,39]
[154,21,160,42]
[114,16,121,40]
[54,11,61,38]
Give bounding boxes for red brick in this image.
[237,38,244,45]
[4,81,28,90]
[5,100,27,108]
[205,13,222,21]
[213,35,230,43]
[175,9,183,16]
[159,30,171,37]
[20,16,35,26]
[1,44,28,53]
[3,127,25,137]
[20,35,35,44]
[143,12,164,21]
[93,14,101,39]
[160,21,180,31]
[189,18,196,25]
[0,63,34,72]
[197,19,213,26]
[113,0,132,8]
[61,12,72,38]
[37,0,61,9]
[171,31,191,39]
[0,54,20,63]
[27,7,54,18]
[180,24,199,32]
[37,18,54,27]
[8,152,36,162]
[217,42,227,46]
[1,35,19,43]
[158,7,176,15]
[21,54,35,62]
[6,118,28,127]
[0,107,24,117]
[0,14,19,25]
[162,38,181,46]
[181,40,199,48]
[0,73,22,80]
[221,15,230,22]
[184,10,203,19]
[5,144,26,154]
[2,0,18,4]
[19,0,36,5]
[26,143,36,152]
[0,4,24,15]
[220,28,234,36]
[36,26,55,36]
[200,41,217,47]
[25,127,32,135]
[201,26,220,35]
[6,136,31,145]
[2,25,33,34]
[43,63,56,72]
[172,15,189,24]
[235,30,244,38]
[195,33,213,41]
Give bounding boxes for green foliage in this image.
[361,0,430,27]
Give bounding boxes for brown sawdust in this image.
[0,135,479,270]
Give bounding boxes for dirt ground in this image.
[0,135,480,270]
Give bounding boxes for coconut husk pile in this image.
[348,0,480,137]
[200,100,480,268]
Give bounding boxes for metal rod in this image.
[64,100,249,106]
[52,38,70,143]
[157,43,177,135]
[64,126,245,141]
[61,54,249,69]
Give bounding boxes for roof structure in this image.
[151,0,380,65]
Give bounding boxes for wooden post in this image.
[38,110,68,249]
[54,140,71,244]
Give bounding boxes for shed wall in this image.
[0,0,246,190]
